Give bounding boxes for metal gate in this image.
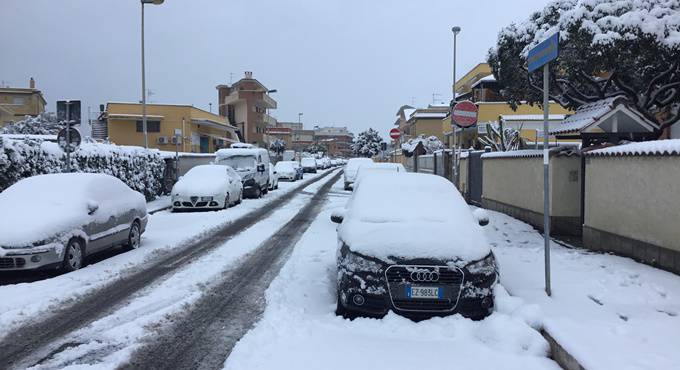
[467,151,484,206]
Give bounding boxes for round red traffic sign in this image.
[451,100,478,128]
[389,128,401,140]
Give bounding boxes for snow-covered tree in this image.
[488,0,680,136]
[305,143,327,154]
[269,139,286,156]
[401,135,444,154]
[352,128,384,157]
[0,112,64,135]
[477,122,525,151]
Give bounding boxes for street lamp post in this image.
[141,0,164,149]
[451,26,461,186]
[298,112,303,125]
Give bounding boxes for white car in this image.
[343,158,374,190]
[274,161,298,181]
[354,162,407,187]
[269,166,279,190]
[0,173,148,272]
[172,165,243,211]
[332,172,496,320]
[301,157,317,173]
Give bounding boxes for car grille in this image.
[196,201,208,207]
[0,257,16,269]
[385,265,464,312]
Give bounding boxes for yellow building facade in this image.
[0,82,47,126]
[104,102,240,153]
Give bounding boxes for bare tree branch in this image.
[647,81,680,109]
[642,60,679,106]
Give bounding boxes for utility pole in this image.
[451,26,461,185]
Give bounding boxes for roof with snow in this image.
[586,139,680,157]
[470,74,497,89]
[550,97,658,136]
[500,114,566,121]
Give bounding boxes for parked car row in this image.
[332,160,497,322]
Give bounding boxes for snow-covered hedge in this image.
[0,137,165,200]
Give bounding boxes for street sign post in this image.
[451,100,478,187]
[57,100,82,172]
[527,32,559,297]
[389,128,401,163]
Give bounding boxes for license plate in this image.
[407,286,441,299]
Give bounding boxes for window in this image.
[136,120,161,132]
[12,96,25,105]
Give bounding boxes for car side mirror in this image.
[87,201,99,215]
[330,208,346,224]
[257,164,265,172]
[473,208,489,227]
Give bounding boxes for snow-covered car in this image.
[301,157,317,173]
[332,172,497,320]
[354,162,407,187]
[172,165,243,211]
[330,159,340,167]
[315,158,324,170]
[274,161,298,181]
[268,165,279,190]
[0,173,148,272]
[216,147,270,198]
[343,157,373,190]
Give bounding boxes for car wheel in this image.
[263,185,269,195]
[124,221,142,251]
[224,194,230,209]
[254,187,262,199]
[237,191,243,204]
[62,238,85,272]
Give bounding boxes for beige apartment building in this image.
[103,102,239,153]
[216,71,277,146]
[0,78,46,126]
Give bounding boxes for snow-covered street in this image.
[223,179,560,370]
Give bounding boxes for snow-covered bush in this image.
[352,128,384,157]
[0,137,165,200]
[401,135,444,154]
[0,112,64,135]
[488,0,680,135]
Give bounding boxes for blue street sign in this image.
[527,33,559,72]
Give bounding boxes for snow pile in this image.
[0,173,145,247]
[587,138,680,156]
[482,207,680,370]
[0,137,165,199]
[503,0,680,56]
[224,184,556,370]
[339,173,489,262]
[172,165,231,196]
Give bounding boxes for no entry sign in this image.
[389,128,401,140]
[451,101,478,128]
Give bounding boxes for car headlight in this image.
[465,252,498,276]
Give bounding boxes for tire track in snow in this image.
[120,172,342,370]
[0,169,338,369]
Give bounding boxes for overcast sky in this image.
[1,0,550,138]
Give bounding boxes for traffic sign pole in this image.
[66,102,71,173]
[543,63,552,297]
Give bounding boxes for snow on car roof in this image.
[0,173,145,247]
[274,161,296,169]
[338,172,489,262]
[215,148,267,157]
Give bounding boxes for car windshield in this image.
[217,155,256,171]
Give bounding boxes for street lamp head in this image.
[268,89,278,93]
[452,26,461,34]
[141,0,164,4]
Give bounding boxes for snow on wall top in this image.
[549,96,620,135]
[587,139,680,156]
[481,149,545,159]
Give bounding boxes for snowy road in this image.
[0,169,339,369]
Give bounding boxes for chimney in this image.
[29,77,35,89]
[245,71,253,79]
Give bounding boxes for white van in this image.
[215,147,270,198]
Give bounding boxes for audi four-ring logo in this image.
[410,270,439,282]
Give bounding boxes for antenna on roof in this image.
[229,72,234,84]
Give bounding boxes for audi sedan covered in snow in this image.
[172,165,243,211]
[332,172,497,320]
[0,173,148,272]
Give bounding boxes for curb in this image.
[541,330,587,370]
